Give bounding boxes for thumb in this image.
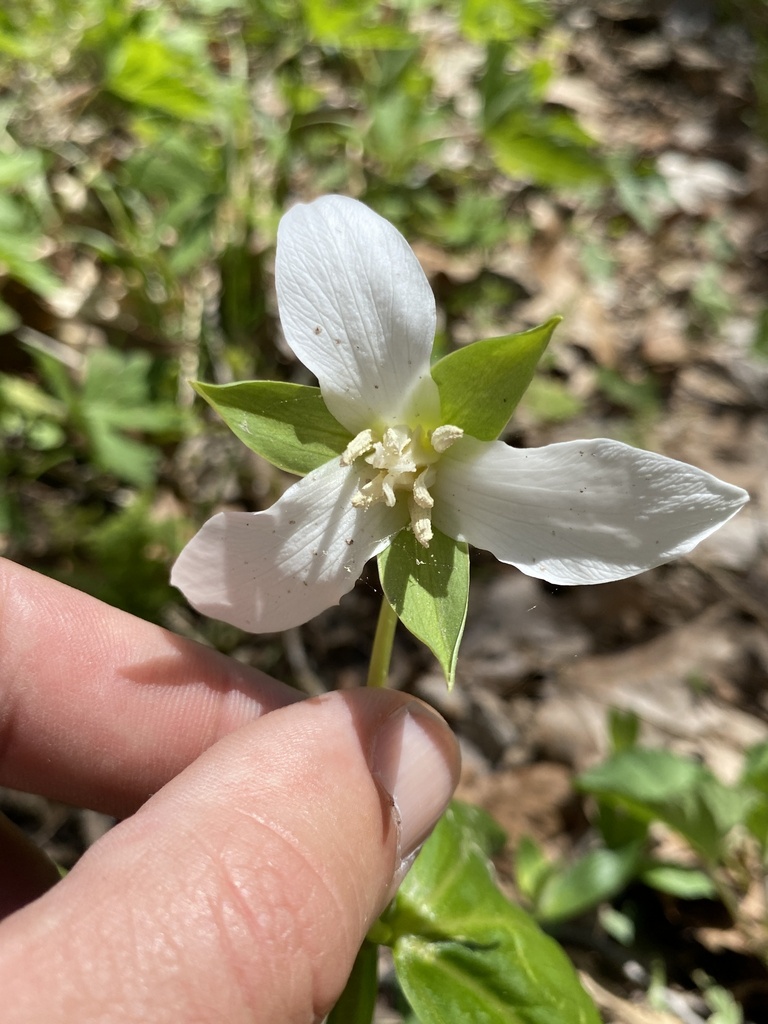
[0,688,459,1024]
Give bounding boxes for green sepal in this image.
[381,802,601,1024]
[430,317,561,440]
[193,380,353,476]
[378,527,469,687]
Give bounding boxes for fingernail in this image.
[370,701,458,872]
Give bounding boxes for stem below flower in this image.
[326,939,378,1024]
[330,599,398,1022]
[367,597,398,688]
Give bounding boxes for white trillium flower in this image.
[172,195,749,633]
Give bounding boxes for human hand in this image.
[0,559,459,1022]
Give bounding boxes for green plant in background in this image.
[515,707,768,978]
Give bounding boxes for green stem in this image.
[326,939,378,1024]
[367,597,398,689]
[328,598,399,1022]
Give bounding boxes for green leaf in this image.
[580,748,702,805]
[0,147,44,189]
[0,373,64,420]
[608,708,640,754]
[0,195,60,297]
[487,111,608,188]
[460,0,549,41]
[745,797,768,850]
[514,835,552,904]
[517,375,585,423]
[76,348,186,486]
[107,35,216,122]
[598,906,635,946]
[0,299,20,333]
[301,0,414,47]
[639,863,717,900]
[383,802,601,1024]
[378,527,469,686]
[579,748,755,864]
[83,414,158,486]
[595,801,649,851]
[431,318,560,441]
[741,742,768,792]
[458,802,508,857]
[193,380,353,476]
[535,842,644,923]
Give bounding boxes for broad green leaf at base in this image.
[193,380,353,476]
[378,528,468,687]
[430,317,560,441]
[383,802,601,1024]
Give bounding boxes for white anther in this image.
[409,497,433,548]
[430,424,463,453]
[341,428,376,466]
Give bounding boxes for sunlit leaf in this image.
[514,835,552,904]
[461,0,549,41]
[535,842,644,923]
[382,803,601,1024]
[0,299,21,333]
[579,748,756,864]
[301,0,414,47]
[487,110,607,187]
[194,380,352,476]
[107,35,216,121]
[431,318,560,441]
[378,528,469,686]
[639,863,717,900]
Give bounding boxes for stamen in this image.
[381,477,397,507]
[346,422,460,548]
[412,468,434,509]
[341,428,376,466]
[353,474,384,507]
[409,497,433,547]
[431,424,463,453]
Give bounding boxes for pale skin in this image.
[0,558,460,1023]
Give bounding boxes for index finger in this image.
[0,559,301,817]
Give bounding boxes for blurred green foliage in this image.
[516,708,768,959]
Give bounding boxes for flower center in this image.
[340,423,463,547]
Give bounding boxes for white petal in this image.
[275,195,440,434]
[171,459,407,632]
[432,437,749,585]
